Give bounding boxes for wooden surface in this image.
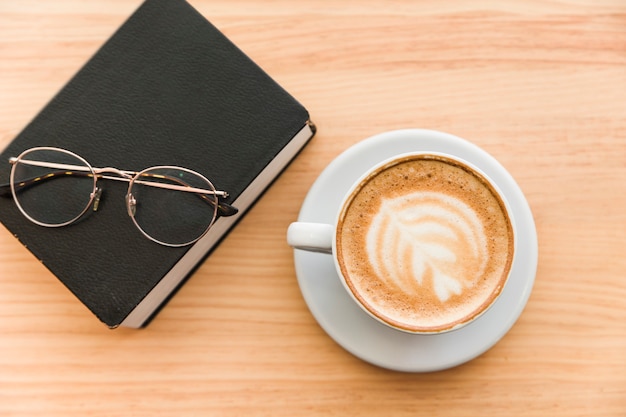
[1,0,625,415]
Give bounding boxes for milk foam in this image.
[366,191,488,302]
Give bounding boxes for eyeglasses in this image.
[0,147,238,247]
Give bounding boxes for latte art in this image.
[367,191,488,303]
[336,154,514,333]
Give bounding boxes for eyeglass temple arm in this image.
[0,182,11,197]
[0,171,86,197]
[1,162,238,217]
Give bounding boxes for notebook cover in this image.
[0,0,312,327]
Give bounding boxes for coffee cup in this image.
[288,152,516,334]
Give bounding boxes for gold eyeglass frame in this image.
[2,146,238,247]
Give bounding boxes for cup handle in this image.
[287,222,334,254]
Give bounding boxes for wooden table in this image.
[1,1,625,415]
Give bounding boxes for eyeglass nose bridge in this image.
[94,166,136,178]
[92,167,138,216]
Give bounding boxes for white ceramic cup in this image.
[288,151,516,334]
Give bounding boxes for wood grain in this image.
[1,1,625,416]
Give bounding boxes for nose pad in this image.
[126,193,137,217]
[92,187,103,212]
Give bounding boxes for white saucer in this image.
[292,129,538,372]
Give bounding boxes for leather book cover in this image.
[0,0,314,328]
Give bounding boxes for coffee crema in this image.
[336,154,514,333]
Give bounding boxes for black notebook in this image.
[0,0,315,328]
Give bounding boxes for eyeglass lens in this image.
[129,167,218,246]
[11,148,95,226]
